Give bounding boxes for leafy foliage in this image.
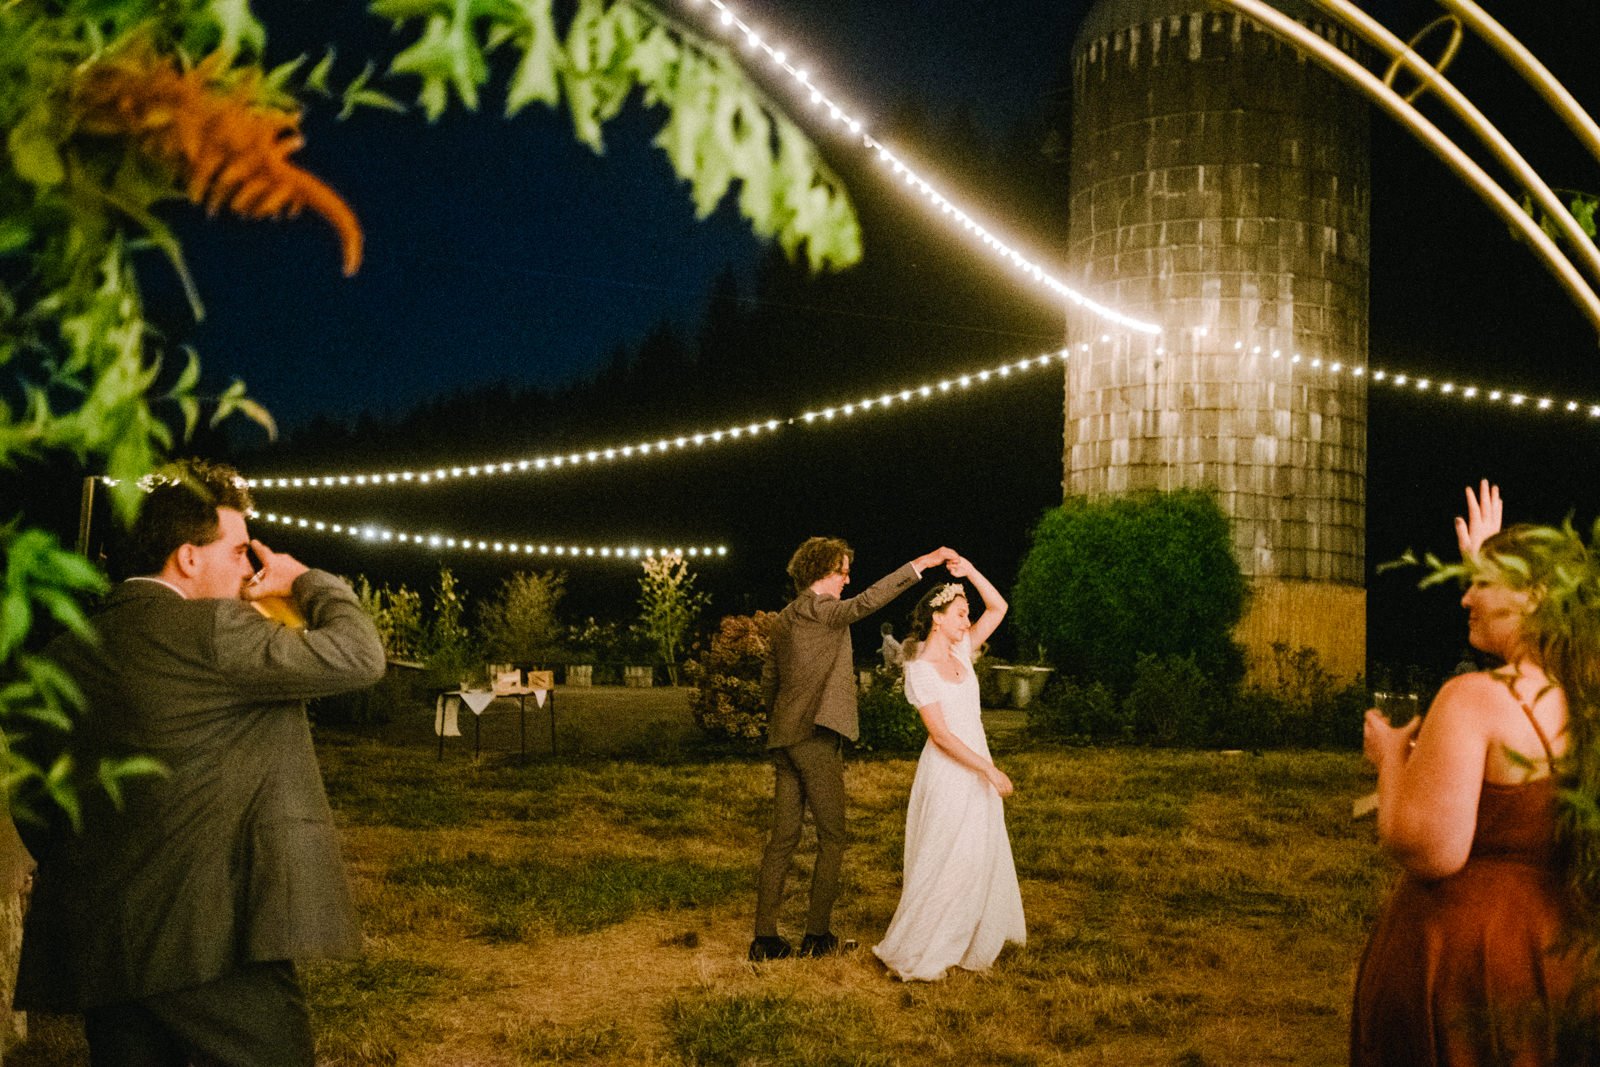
[422,566,477,685]
[1026,676,1126,744]
[372,0,862,272]
[853,668,923,754]
[481,569,566,666]
[635,553,708,683]
[682,612,773,746]
[1011,490,1248,696]
[0,0,864,831]
[1123,654,1220,748]
[353,575,425,662]
[1520,189,1599,245]
[0,523,160,828]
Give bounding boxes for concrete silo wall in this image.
[1067,3,1369,681]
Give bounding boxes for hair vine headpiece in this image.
[929,583,965,609]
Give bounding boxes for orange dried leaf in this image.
[75,45,363,276]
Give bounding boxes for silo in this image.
[1067,0,1370,681]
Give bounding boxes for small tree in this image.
[1012,489,1247,696]
[636,553,710,685]
[481,570,566,667]
[422,567,477,687]
[684,613,774,746]
[353,576,425,664]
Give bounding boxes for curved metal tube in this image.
[1309,0,1600,285]
[1435,0,1600,168]
[1210,0,1600,340]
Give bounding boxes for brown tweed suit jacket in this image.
[761,563,919,749]
[17,570,386,1010]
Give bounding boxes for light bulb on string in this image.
[249,511,729,564]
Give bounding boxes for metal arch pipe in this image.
[1209,0,1600,341]
[1309,0,1600,286]
[1436,0,1600,168]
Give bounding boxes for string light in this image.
[246,339,1600,494]
[250,512,729,562]
[249,348,1077,489]
[684,0,1162,336]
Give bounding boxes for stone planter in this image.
[1009,666,1054,708]
[565,664,593,687]
[623,665,654,688]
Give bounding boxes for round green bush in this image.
[1012,490,1247,696]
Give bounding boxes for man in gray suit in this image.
[17,460,386,1065]
[750,537,952,961]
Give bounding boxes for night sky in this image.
[110,1,1600,672]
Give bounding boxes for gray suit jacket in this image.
[761,563,918,749]
[17,569,386,1010]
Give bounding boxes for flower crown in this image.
[929,583,965,609]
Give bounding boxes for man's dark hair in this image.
[119,460,255,577]
[787,537,852,594]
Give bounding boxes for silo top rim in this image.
[1073,0,1326,56]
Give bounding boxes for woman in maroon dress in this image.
[1352,484,1600,1066]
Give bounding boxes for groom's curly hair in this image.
[787,537,852,594]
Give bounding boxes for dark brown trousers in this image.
[754,728,847,938]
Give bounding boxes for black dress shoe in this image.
[748,935,793,961]
[798,932,839,958]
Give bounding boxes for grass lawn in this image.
[10,686,1386,1066]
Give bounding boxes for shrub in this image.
[1124,653,1220,747]
[636,553,710,684]
[1012,490,1247,696]
[1026,677,1125,743]
[1224,643,1370,749]
[422,567,478,687]
[855,669,924,753]
[353,576,425,664]
[480,570,566,667]
[683,613,775,746]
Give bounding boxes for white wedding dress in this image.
[873,637,1025,981]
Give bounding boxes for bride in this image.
[872,555,1026,981]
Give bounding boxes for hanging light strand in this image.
[250,511,729,562]
[247,348,1076,490]
[248,341,1600,491]
[683,0,1162,336]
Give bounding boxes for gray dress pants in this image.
[83,961,313,1067]
[754,728,847,937]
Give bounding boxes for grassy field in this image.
[10,687,1387,1066]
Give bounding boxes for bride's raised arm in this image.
[949,555,1007,651]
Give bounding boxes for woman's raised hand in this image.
[948,555,972,578]
[1454,480,1503,560]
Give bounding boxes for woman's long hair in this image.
[1476,523,1600,925]
[900,583,965,663]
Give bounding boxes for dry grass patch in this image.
[10,698,1391,1065]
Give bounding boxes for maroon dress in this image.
[1351,709,1596,1066]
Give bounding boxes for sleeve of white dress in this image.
[903,660,935,708]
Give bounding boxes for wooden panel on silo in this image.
[1068,0,1368,680]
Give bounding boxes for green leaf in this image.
[203,0,269,60]
[306,50,337,95]
[7,106,66,189]
[371,0,457,18]
[0,218,32,256]
[43,754,81,834]
[0,593,29,662]
[390,10,488,119]
[1571,194,1598,239]
[504,4,562,115]
[96,755,168,812]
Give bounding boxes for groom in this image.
[750,537,953,961]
